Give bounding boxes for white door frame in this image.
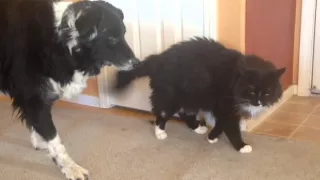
[97,0,218,109]
[96,0,142,109]
[97,68,113,108]
[297,0,317,96]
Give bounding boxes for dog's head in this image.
[57,1,140,75]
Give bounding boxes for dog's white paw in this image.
[48,134,89,180]
[193,125,208,134]
[155,126,168,140]
[239,145,252,153]
[61,162,89,180]
[30,130,48,150]
[207,138,218,144]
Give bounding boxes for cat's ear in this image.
[275,67,286,78]
[117,8,124,20]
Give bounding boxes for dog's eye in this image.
[264,93,270,96]
[250,92,255,95]
[108,37,118,45]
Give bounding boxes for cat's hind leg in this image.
[154,113,172,140]
[151,92,177,140]
[207,119,223,144]
[200,110,216,128]
[179,110,207,134]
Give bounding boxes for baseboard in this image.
[1,91,101,108]
[246,85,297,132]
[61,94,101,108]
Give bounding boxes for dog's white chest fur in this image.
[49,71,89,99]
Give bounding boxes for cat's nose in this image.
[252,100,262,106]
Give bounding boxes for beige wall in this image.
[293,0,302,85]
[218,0,301,88]
[217,0,246,53]
[246,0,297,89]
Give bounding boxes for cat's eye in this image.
[248,86,255,95]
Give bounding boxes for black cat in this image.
[113,37,285,153]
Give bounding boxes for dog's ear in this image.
[92,1,124,20]
[73,4,102,39]
[58,2,102,52]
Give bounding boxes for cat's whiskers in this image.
[222,96,250,103]
[233,102,250,108]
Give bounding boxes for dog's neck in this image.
[49,71,89,100]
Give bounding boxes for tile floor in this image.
[252,95,320,144]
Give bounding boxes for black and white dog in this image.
[0,0,139,179]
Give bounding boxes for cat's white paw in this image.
[155,126,168,140]
[193,125,208,134]
[207,138,218,144]
[155,131,168,140]
[239,145,252,153]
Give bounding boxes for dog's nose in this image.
[130,58,141,68]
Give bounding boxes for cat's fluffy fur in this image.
[113,37,285,153]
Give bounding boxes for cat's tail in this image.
[113,55,156,91]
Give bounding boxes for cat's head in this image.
[233,55,286,108]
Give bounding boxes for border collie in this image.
[113,37,285,153]
[0,0,139,179]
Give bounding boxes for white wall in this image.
[104,0,218,111]
[107,0,217,59]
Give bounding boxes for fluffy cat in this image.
[113,37,285,153]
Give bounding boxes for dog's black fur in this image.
[0,0,139,179]
[114,37,285,153]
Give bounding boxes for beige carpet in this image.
[0,101,320,180]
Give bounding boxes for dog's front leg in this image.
[22,97,89,180]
